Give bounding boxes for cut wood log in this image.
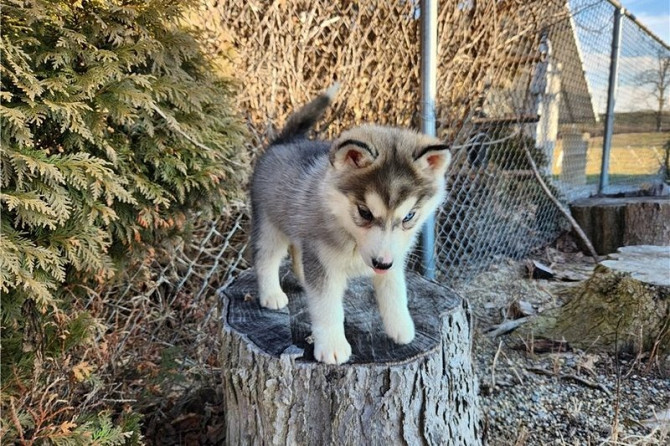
[570,196,670,255]
[516,245,670,363]
[219,266,482,445]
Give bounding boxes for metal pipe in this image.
[599,6,623,194]
[604,0,669,50]
[420,0,438,279]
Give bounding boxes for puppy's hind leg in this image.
[252,214,290,310]
[289,244,305,284]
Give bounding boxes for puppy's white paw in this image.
[314,332,352,365]
[260,291,289,310]
[383,310,416,345]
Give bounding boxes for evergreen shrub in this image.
[0,0,245,440]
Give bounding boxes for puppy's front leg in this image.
[304,253,351,364]
[373,268,415,344]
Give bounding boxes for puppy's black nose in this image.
[372,258,393,270]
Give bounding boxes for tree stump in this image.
[570,196,670,254]
[219,266,482,445]
[518,246,670,361]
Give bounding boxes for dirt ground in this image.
[143,241,669,445]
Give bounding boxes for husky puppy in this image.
[250,85,451,364]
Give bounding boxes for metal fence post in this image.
[420,0,438,279]
[599,5,623,194]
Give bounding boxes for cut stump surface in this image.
[219,266,482,445]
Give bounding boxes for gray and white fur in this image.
[250,85,451,364]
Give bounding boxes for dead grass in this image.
[552,131,670,177]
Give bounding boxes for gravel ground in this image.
[458,251,670,445]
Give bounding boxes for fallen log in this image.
[219,266,482,445]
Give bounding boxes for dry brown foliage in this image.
[193,0,568,144]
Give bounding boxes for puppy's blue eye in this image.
[357,205,373,221]
[403,211,416,223]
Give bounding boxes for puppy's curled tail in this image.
[273,83,339,145]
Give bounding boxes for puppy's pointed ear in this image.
[413,144,451,175]
[329,139,378,169]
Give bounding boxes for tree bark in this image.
[517,246,670,360]
[219,267,482,445]
[623,200,670,246]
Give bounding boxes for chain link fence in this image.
[434,0,670,279]
[606,5,670,190]
[183,0,668,289]
[550,0,670,199]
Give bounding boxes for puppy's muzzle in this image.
[371,257,393,270]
